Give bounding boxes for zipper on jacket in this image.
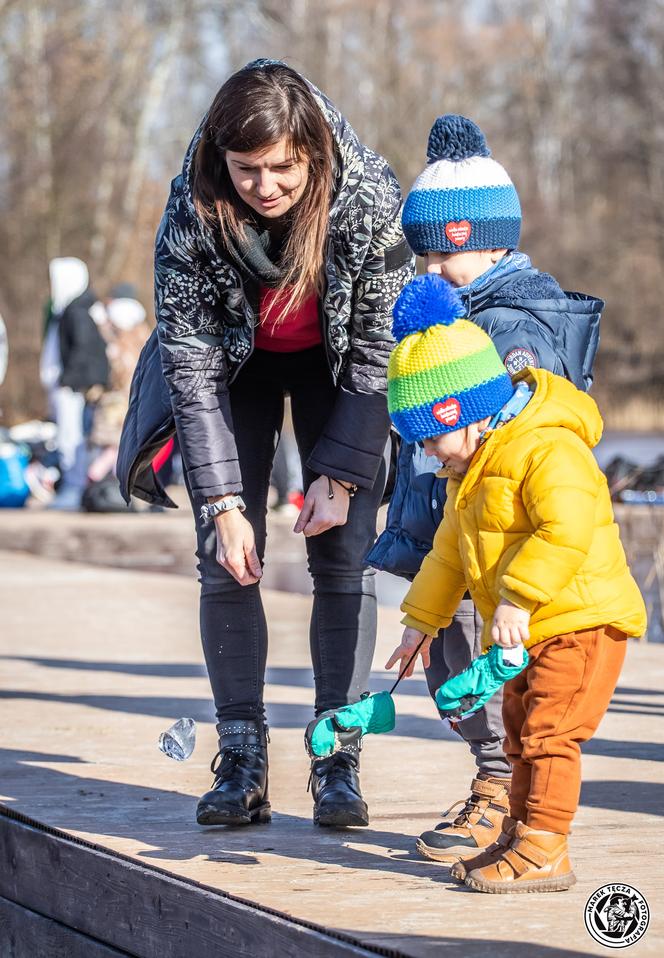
[318,301,341,385]
[227,277,259,386]
[318,266,342,385]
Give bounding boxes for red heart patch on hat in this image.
[445,221,472,247]
[432,398,461,426]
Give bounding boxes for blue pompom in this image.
[392,275,464,341]
[427,114,490,163]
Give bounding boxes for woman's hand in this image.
[385,627,434,677]
[491,598,530,648]
[213,507,262,586]
[293,475,350,537]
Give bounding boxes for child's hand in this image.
[385,627,433,677]
[491,599,530,648]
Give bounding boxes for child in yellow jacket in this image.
[385,274,646,894]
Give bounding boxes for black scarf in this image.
[226,223,286,288]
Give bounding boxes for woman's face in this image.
[225,137,309,219]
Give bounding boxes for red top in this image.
[254,286,322,353]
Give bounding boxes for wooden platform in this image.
[1,547,663,956]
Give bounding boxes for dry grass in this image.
[597,397,664,432]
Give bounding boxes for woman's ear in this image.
[470,418,491,442]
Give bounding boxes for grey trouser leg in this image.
[424,597,511,778]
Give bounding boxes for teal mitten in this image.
[435,644,528,721]
[304,690,396,758]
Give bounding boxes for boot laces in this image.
[441,791,484,827]
[210,749,251,786]
[326,754,355,782]
[307,751,355,793]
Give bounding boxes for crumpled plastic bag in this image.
[158,717,196,760]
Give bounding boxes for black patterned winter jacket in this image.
[117,72,414,507]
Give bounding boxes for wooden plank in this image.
[0,896,131,958]
[0,810,397,958]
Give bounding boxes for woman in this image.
[119,59,413,827]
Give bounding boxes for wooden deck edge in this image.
[0,895,132,958]
[0,805,405,958]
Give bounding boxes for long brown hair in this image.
[193,61,335,317]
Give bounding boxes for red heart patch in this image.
[432,398,461,426]
[445,221,472,247]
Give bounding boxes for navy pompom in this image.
[427,114,490,163]
[392,275,464,342]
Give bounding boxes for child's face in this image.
[425,249,507,287]
[421,419,490,473]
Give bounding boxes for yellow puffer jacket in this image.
[401,369,647,649]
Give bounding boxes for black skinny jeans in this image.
[186,346,385,726]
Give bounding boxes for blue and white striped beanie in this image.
[402,115,521,256]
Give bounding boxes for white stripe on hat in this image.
[410,156,513,192]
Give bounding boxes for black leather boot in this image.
[310,745,369,827]
[196,720,271,826]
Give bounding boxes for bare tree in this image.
[0,0,662,426]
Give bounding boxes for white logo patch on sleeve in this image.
[504,347,537,375]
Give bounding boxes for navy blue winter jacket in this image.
[366,264,603,579]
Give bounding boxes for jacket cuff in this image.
[400,612,449,635]
[499,587,538,614]
[306,439,385,490]
[186,461,243,500]
[306,390,390,489]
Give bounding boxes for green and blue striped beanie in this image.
[402,115,521,256]
[388,275,514,442]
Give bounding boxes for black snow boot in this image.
[196,720,271,826]
[310,745,369,827]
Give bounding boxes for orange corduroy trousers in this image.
[503,626,627,834]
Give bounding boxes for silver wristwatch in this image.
[200,495,246,523]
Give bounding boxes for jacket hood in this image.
[463,266,604,331]
[179,60,366,221]
[511,367,603,449]
[445,368,603,491]
[49,257,89,315]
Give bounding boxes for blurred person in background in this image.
[0,310,7,389]
[88,283,149,490]
[0,311,32,508]
[119,59,414,829]
[42,257,109,510]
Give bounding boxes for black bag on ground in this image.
[81,475,136,513]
